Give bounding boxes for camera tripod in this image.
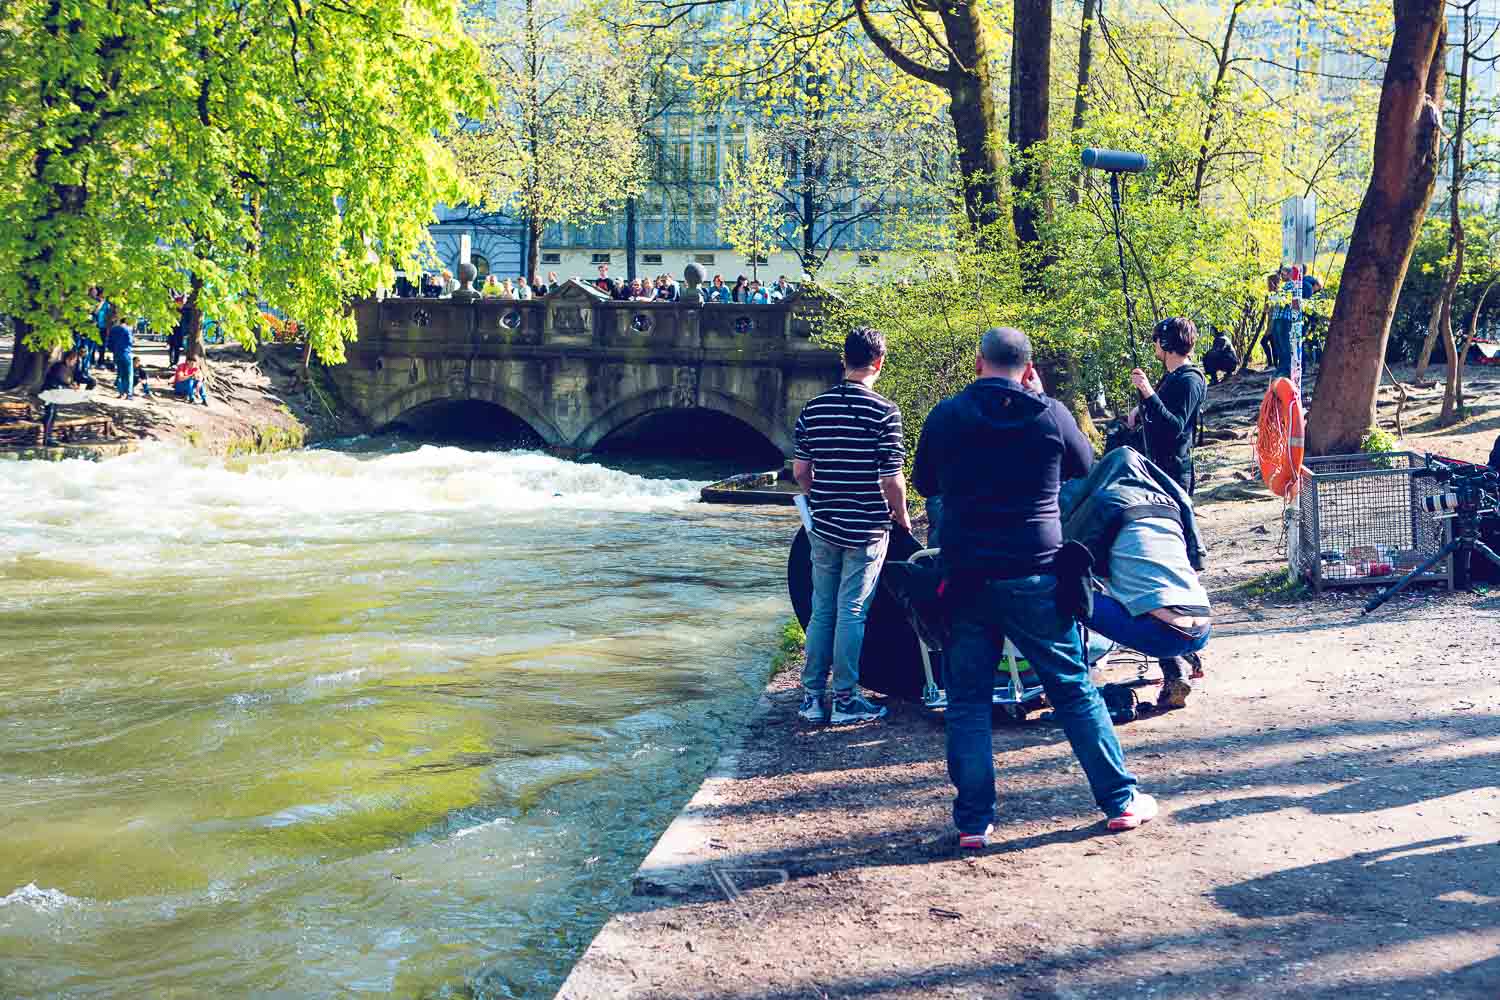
[1363,471,1500,615]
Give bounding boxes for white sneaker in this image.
[1107,791,1159,831]
[797,690,827,723]
[958,824,995,850]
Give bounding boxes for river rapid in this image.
[0,441,796,998]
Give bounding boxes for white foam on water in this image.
[0,443,706,577]
[0,883,79,911]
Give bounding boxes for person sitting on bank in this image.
[1061,446,1211,711]
[1126,316,1207,495]
[40,350,97,444]
[173,359,209,405]
[912,326,1158,844]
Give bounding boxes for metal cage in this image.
[1295,451,1453,592]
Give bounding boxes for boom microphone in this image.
[1082,148,1149,173]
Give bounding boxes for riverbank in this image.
[558,367,1500,999]
[0,337,359,458]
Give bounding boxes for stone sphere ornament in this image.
[682,261,707,305]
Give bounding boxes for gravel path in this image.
[558,369,1500,1000]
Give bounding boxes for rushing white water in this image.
[0,442,796,998]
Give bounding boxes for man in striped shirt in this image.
[792,327,911,725]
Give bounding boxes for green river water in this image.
[0,440,796,998]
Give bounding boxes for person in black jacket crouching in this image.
[1126,317,1207,495]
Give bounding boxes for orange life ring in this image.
[1257,377,1305,498]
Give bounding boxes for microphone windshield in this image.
[1082,148,1149,173]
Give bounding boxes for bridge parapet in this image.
[337,279,842,457]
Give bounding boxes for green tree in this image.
[720,131,785,281]
[0,0,484,388]
[450,0,646,282]
[1309,0,1447,456]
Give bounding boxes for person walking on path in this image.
[105,308,135,399]
[1126,316,1207,496]
[912,327,1157,846]
[792,326,910,726]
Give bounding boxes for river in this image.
[0,441,796,998]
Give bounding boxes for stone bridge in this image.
[332,280,842,457]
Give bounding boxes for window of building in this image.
[542,252,561,265]
[693,253,716,265]
[698,142,719,183]
[470,253,491,279]
[857,254,879,267]
[591,253,612,264]
[643,253,663,265]
[749,253,768,265]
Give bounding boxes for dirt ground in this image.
[0,336,356,454]
[558,366,1500,1000]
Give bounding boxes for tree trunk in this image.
[526,220,541,286]
[802,140,818,275]
[1440,306,1463,423]
[1306,0,1445,457]
[854,0,1006,231]
[1439,3,1473,425]
[1414,284,1448,381]
[1009,0,1052,255]
[2,319,55,391]
[1067,0,1097,206]
[1190,1,1245,205]
[624,196,638,281]
[1039,354,1099,447]
[185,275,207,365]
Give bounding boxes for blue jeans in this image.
[802,530,889,697]
[946,575,1137,832]
[114,352,133,396]
[174,377,207,404]
[1086,594,1211,659]
[1271,317,1293,378]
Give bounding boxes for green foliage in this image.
[0,0,484,363]
[720,131,785,280]
[450,0,647,270]
[769,617,806,677]
[1389,211,1500,362]
[1361,427,1399,468]
[1239,568,1308,601]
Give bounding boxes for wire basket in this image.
[1295,452,1453,592]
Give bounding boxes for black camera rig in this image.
[1363,455,1500,615]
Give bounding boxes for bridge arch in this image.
[369,380,568,447]
[573,386,793,458]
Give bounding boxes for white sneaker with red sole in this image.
[1106,791,1159,832]
[958,824,995,850]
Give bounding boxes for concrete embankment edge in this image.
[553,688,776,999]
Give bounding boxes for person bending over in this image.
[1061,447,1211,711]
[792,326,910,726]
[912,326,1158,846]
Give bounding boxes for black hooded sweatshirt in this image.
[912,377,1094,578]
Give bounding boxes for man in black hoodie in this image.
[912,327,1157,845]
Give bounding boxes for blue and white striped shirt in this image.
[794,381,904,547]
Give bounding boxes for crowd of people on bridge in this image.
[395,263,798,304]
